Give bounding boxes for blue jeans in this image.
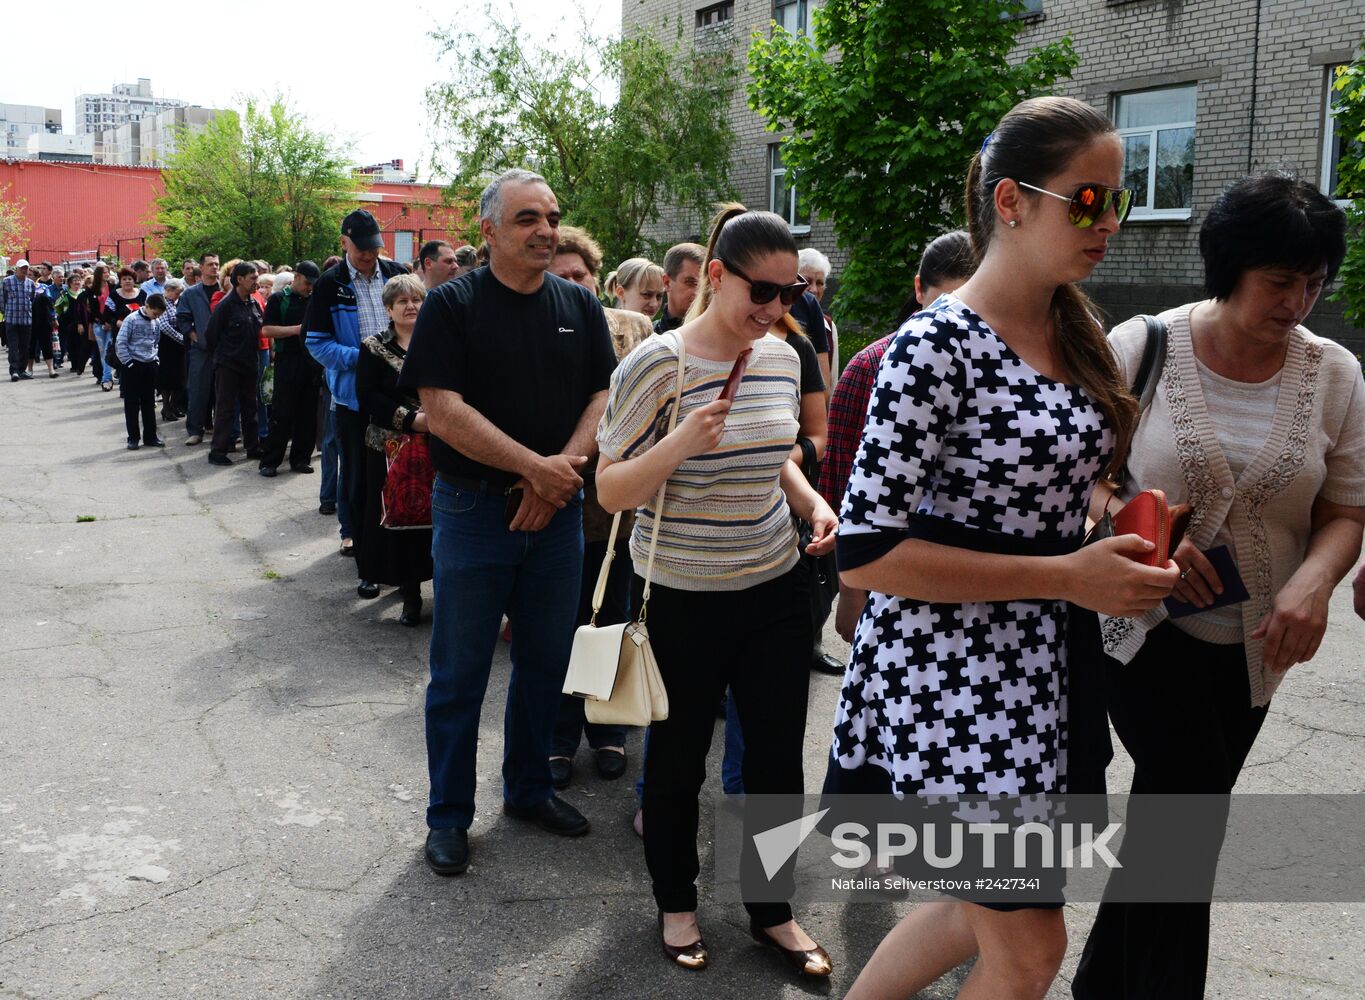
[92,324,114,386]
[636,687,746,801]
[319,394,352,539]
[425,477,584,830]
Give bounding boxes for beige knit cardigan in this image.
[1101,303,1365,707]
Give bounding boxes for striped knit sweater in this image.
[597,333,801,591]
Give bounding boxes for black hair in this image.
[198,252,217,265]
[1200,171,1347,300]
[144,293,167,311]
[230,261,258,288]
[917,230,975,293]
[418,239,453,270]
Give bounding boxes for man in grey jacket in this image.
[176,253,220,445]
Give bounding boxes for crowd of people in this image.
[5,92,1365,999]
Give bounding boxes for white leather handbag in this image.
[563,333,686,727]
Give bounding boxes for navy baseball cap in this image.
[341,210,383,251]
[294,260,322,281]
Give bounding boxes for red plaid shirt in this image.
[816,333,894,510]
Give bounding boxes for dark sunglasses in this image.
[718,258,808,306]
[1016,181,1134,228]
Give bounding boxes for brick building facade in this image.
[621,0,1364,351]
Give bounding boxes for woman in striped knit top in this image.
[596,205,837,977]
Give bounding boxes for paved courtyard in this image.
[2,374,1362,999]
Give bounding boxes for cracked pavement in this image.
[2,373,1362,999]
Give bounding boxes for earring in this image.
[1007,219,1019,228]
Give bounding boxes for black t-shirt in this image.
[786,330,826,395]
[788,291,830,356]
[398,268,616,486]
[263,289,310,355]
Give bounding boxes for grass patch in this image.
[76,514,96,523]
[262,569,281,581]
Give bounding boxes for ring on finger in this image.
[1179,568,1190,581]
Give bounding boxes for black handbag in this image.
[795,436,839,637]
[104,336,127,373]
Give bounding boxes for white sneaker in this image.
[185,434,203,445]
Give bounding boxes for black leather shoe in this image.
[424,828,469,876]
[548,757,572,790]
[357,580,380,599]
[145,438,166,448]
[319,501,337,516]
[207,452,232,466]
[503,794,590,836]
[398,597,422,627]
[812,651,846,675]
[659,911,708,971]
[126,439,140,450]
[750,921,833,977]
[595,748,627,781]
[258,465,277,478]
[291,464,315,474]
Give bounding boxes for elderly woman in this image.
[543,226,652,788]
[356,273,434,626]
[1074,172,1365,999]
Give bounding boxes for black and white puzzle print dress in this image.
[826,295,1114,798]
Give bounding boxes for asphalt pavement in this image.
[2,370,1362,999]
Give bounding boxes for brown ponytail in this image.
[687,201,799,322]
[966,96,1137,477]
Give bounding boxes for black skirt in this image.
[156,335,185,393]
[356,443,434,586]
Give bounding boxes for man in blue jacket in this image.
[305,210,406,599]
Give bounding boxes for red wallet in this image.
[1112,489,1192,567]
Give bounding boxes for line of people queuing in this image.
[6,92,1365,999]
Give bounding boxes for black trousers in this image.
[336,405,368,574]
[259,353,319,470]
[1072,622,1269,1000]
[121,360,159,443]
[636,568,811,927]
[67,329,91,374]
[210,365,259,456]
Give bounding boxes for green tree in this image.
[155,98,357,265]
[749,0,1078,332]
[426,8,737,271]
[1329,45,1365,327]
[0,184,29,259]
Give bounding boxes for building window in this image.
[696,2,733,28]
[769,143,810,232]
[1322,65,1360,205]
[774,0,807,33]
[1115,85,1196,220]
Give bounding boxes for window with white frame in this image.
[769,143,810,231]
[774,0,807,34]
[1115,85,1196,220]
[1321,65,1360,205]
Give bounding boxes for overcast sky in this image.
[3,1,620,181]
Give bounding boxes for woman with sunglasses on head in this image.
[1072,172,1364,1000]
[596,203,837,977]
[831,97,1180,1000]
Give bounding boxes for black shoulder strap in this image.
[1130,314,1168,413]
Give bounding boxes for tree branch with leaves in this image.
[749,0,1078,332]
[1329,45,1365,327]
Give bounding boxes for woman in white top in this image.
[1073,172,1365,999]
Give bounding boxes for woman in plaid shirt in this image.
[815,231,975,643]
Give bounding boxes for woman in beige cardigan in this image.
[1074,172,1365,1000]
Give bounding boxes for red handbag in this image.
[380,433,435,529]
[1112,489,1192,566]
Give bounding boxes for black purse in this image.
[794,436,839,637]
[104,336,127,373]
